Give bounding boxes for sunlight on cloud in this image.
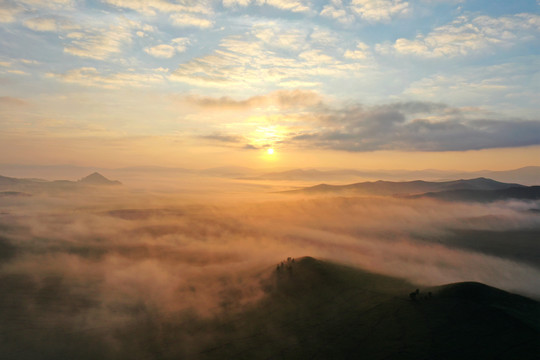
[320,1,356,24]
[170,12,213,28]
[378,14,540,57]
[249,124,287,149]
[63,20,139,60]
[223,0,311,13]
[344,41,371,60]
[223,0,251,6]
[171,23,374,89]
[101,0,212,16]
[145,44,177,58]
[47,67,166,89]
[144,38,189,58]
[23,16,79,32]
[260,0,311,13]
[183,89,323,111]
[351,0,409,22]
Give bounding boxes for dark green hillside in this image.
[200,257,540,360]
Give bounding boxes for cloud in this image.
[344,41,371,60]
[223,0,251,6]
[6,69,28,76]
[198,131,278,150]
[199,133,246,143]
[102,0,215,28]
[258,0,311,13]
[0,96,29,107]
[0,1,22,23]
[378,13,540,57]
[278,80,321,88]
[170,13,214,29]
[299,49,335,64]
[0,58,41,77]
[421,0,464,3]
[223,0,311,13]
[320,0,410,24]
[144,38,189,58]
[183,89,323,111]
[0,0,74,22]
[19,0,75,9]
[63,18,139,60]
[171,24,373,88]
[350,0,409,22]
[101,0,212,16]
[169,12,213,28]
[320,0,356,24]
[23,16,79,32]
[178,94,540,153]
[47,67,165,88]
[144,44,176,58]
[289,102,540,151]
[402,58,540,110]
[252,26,307,51]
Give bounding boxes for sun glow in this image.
[261,146,278,163]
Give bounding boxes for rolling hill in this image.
[198,257,540,359]
[414,186,540,203]
[1,257,538,359]
[283,177,524,196]
[241,166,540,185]
[78,172,122,186]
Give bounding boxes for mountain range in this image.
[281,177,540,203]
[0,172,121,194]
[245,166,540,185]
[284,177,518,194]
[1,165,539,185]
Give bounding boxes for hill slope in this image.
[198,257,540,359]
[415,186,540,202]
[283,177,524,196]
[78,172,122,186]
[1,257,537,359]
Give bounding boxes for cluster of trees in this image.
[276,257,295,275]
[409,288,432,301]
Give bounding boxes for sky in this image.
[0,0,539,170]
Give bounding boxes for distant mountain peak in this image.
[78,172,121,185]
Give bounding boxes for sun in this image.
[267,148,275,155]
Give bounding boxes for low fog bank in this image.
[1,187,539,358]
[2,164,539,186]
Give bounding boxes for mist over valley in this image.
[0,169,539,358]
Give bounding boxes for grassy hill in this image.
[198,257,539,359]
[1,257,538,359]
